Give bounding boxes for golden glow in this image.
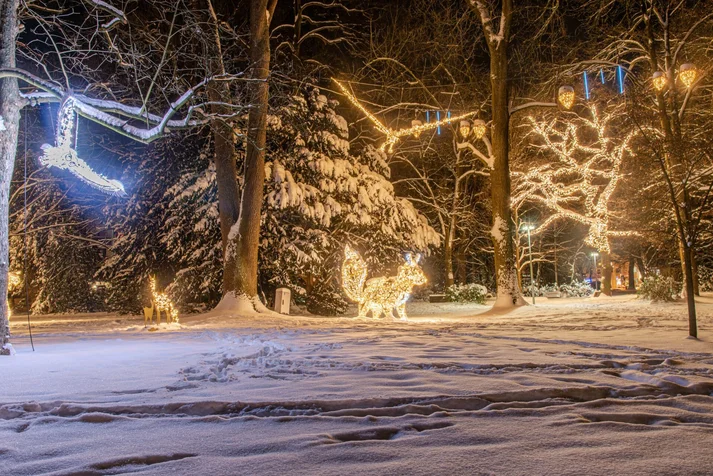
[411,120,423,138]
[558,86,575,110]
[652,71,666,91]
[150,276,178,324]
[341,245,427,320]
[333,79,479,153]
[459,120,471,139]
[517,104,637,254]
[679,63,697,88]
[472,119,487,140]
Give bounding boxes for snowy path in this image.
[2,296,713,474]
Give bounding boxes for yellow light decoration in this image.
[459,120,471,139]
[652,71,667,91]
[515,104,637,254]
[679,63,697,88]
[472,119,487,140]
[149,276,178,325]
[333,79,479,153]
[411,120,423,138]
[341,245,427,320]
[558,86,575,110]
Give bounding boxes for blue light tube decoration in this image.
[583,71,590,100]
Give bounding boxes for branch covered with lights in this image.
[513,104,637,253]
[333,79,480,153]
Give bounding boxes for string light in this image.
[333,79,479,153]
[515,104,637,254]
[411,120,423,138]
[149,276,178,324]
[679,63,697,88]
[472,119,487,140]
[39,97,126,196]
[341,245,427,320]
[459,120,471,138]
[652,71,667,91]
[558,86,575,109]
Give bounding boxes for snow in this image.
[2,295,713,474]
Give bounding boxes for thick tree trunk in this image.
[217,0,272,310]
[627,255,636,291]
[444,223,454,288]
[455,245,467,284]
[0,0,20,355]
[489,35,523,307]
[601,251,613,296]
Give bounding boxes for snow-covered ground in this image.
[2,295,713,475]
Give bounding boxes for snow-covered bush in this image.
[445,283,487,304]
[559,280,594,297]
[638,275,680,302]
[697,266,713,292]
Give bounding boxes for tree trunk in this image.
[216,0,273,310]
[444,224,454,288]
[455,245,467,284]
[0,0,21,355]
[601,251,613,296]
[627,254,636,291]
[488,32,523,307]
[682,244,697,338]
[691,249,700,296]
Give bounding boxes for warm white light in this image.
[411,120,423,138]
[39,97,125,196]
[333,79,479,153]
[149,276,178,324]
[679,63,697,88]
[459,120,471,139]
[558,86,575,109]
[6,272,20,321]
[652,71,666,91]
[521,224,536,231]
[341,245,426,320]
[472,119,487,140]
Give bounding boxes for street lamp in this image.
[590,251,599,291]
[522,223,536,304]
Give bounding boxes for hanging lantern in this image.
[459,120,471,139]
[472,119,487,140]
[652,71,666,91]
[679,63,697,88]
[411,119,423,138]
[558,86,575,109]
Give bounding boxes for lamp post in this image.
[522,224,536,304]
[590,251,599,291]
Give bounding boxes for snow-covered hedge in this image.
[445,283,488,304]
[638,275,680,302]
[523,281,593,298]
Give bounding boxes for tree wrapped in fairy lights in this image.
[513,104,637,296]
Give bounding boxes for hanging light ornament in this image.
[679,63,697,88]
[459,120,471,139]
[39,97,126,196]
[411,119,423,138]
[472,119,487,140]
[558,86,575,109]
[652,71,667,91]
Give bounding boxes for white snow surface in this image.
[2,294,713,475]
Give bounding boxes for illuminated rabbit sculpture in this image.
[342,245,427,320]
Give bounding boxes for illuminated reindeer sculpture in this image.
[342,245,427,320]
[144,277,178,326]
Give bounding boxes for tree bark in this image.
[627,254,636,291]
[488,15,523,307]
[220,0,273,305]
[444,223,454,288]
[601,250,613,296]
[682,244,697,338]
[0,0,21,354]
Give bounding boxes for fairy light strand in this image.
[333,79,479,153]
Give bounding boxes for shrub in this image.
[559,280,594,298]
[445,283,488,304]
[638,275,680,302]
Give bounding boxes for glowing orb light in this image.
[558,86,575,110]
